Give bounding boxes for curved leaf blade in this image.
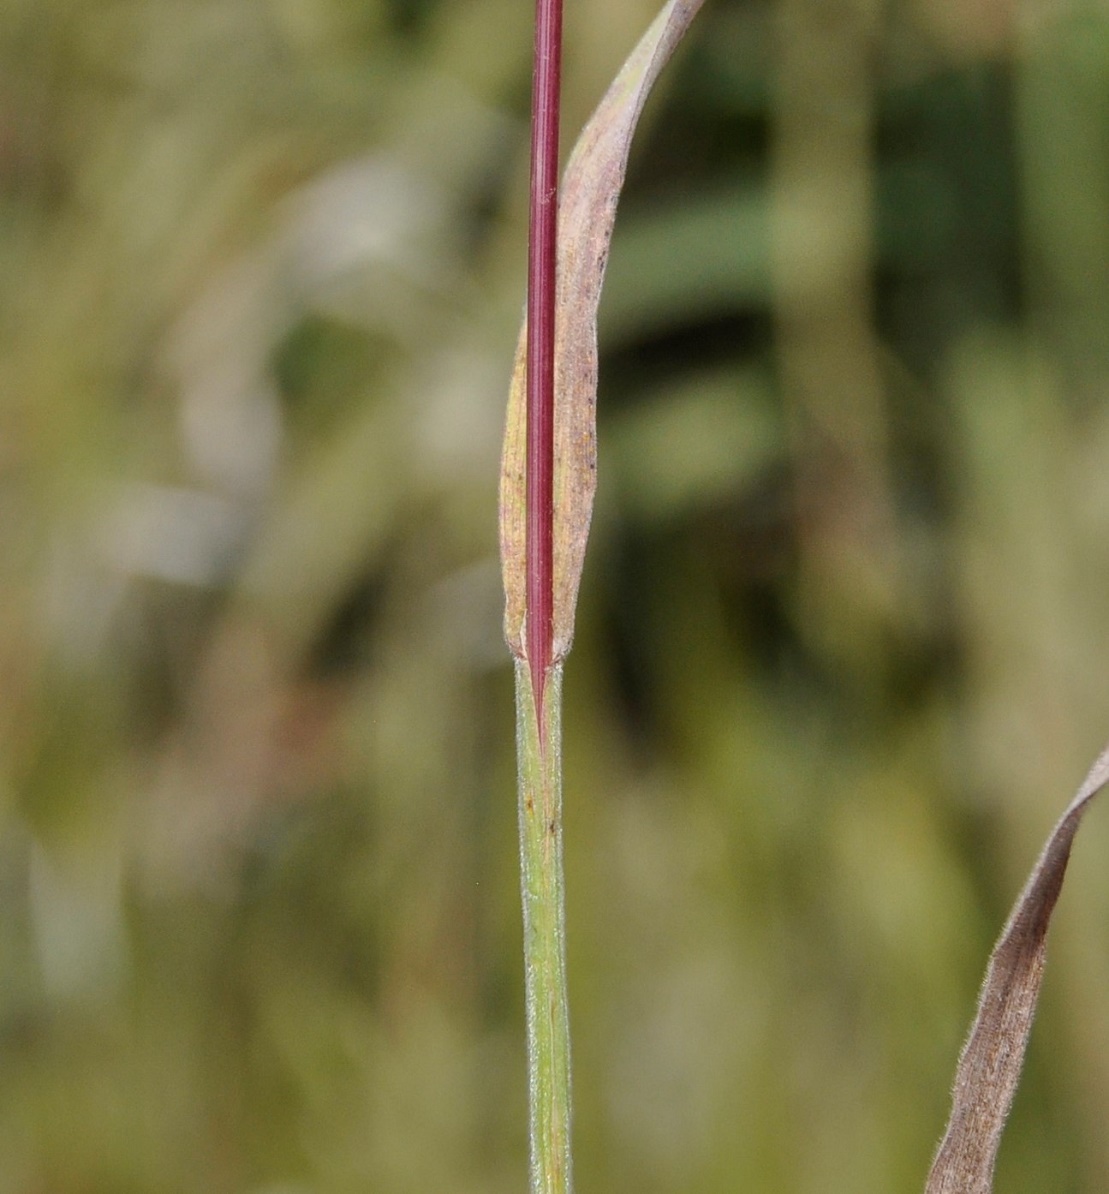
[926,744,1109,1193]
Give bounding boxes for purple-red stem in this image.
[526,0,562,726]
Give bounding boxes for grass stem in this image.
[526,0,563,719]
[516,658,572,1194]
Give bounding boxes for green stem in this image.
[515,657,573,1194]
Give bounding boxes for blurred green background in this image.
[3,0,1109,1189]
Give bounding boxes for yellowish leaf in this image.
[499,0,707,660]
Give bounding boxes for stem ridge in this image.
[526,0,563,721]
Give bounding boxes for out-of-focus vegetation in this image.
[2,0,1109,1189]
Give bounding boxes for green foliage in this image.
[2,0,1109,1191]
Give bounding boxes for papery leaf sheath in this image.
[500,0,707,661]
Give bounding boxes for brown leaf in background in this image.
[499,0,706,661]
[926,744,1109,1193]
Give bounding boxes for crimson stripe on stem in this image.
[526,0,562,727]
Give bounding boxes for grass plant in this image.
[502,3,706,1188]
[7,2,1109,1190]
[506,4,1109,1191]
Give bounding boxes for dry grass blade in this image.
[926,744,1109,1193]
[500,0,707,662]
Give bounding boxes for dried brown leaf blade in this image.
[500,0,706,661]
[926,744,1109,1193]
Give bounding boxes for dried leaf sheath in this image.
[926,745,1109,1193]
[500,0,707,664]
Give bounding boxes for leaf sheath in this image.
[500,0,708,665]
